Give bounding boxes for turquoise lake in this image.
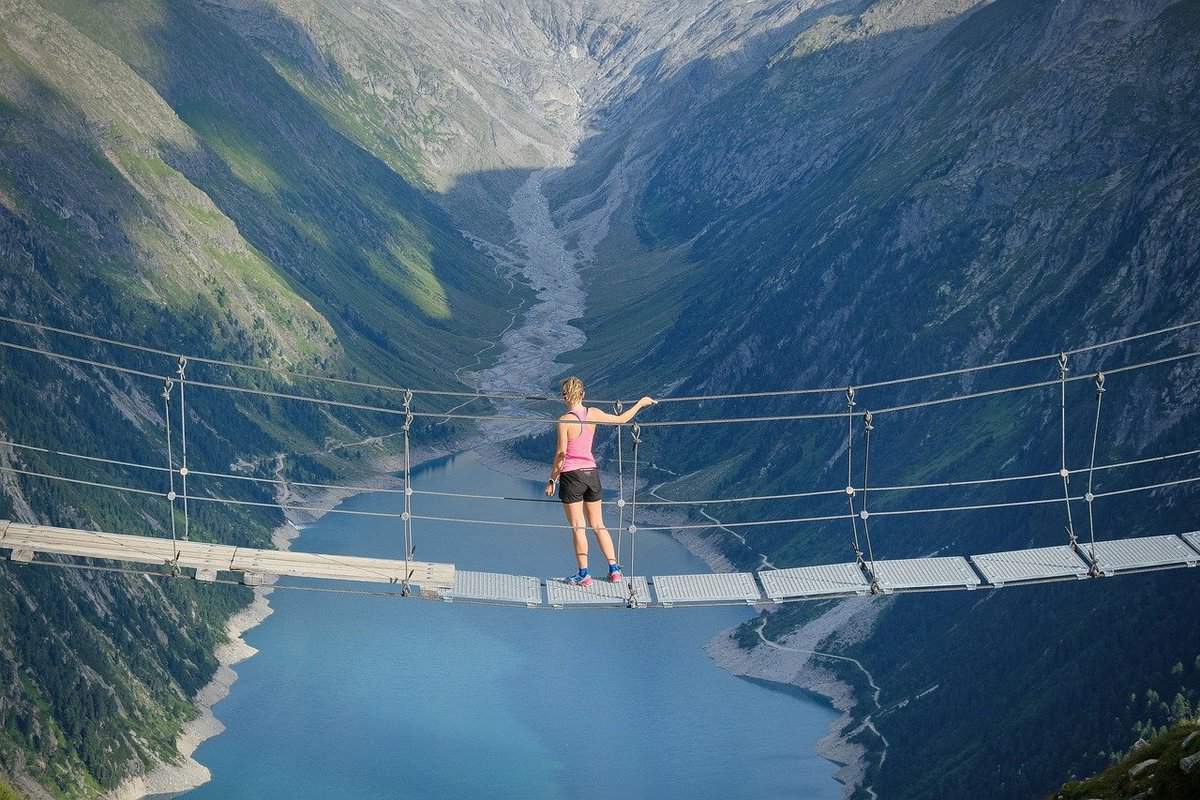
[177,450,841,799]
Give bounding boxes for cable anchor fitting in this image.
[162,377,174,401]
[630,422,641,445]
[845,386,856,409]
[1094,371,1106,393]
[176,356,188,379]
[863,410,874,432]
[402,389,414,432]
[1057,352,1068,377]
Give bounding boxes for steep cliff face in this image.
[3,0,1198,797]
[0,1,517,795]
[549,0,1200,797]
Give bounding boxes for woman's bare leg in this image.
[563,501,588,569]
[584,500,617,564]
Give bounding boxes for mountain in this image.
[1056,719,1200,800]
[534,0,1200,797]
[0,0,518,794]
[2,0,1198,798]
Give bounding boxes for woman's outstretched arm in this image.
[587,395,656,425]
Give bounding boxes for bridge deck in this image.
[1082,534,1199,575]
[3,521,1197,608]
[0,522,455,589]
[870,556,981,593]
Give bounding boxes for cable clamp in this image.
[177,356,188,379]
[863,410,874,431]
[614,400,624,414]
[162,377,174,400]
[402,389,414,432]
[846,386,856,408]
[1058,352,1068,376]
[631,422,641,445]
[1094,371,1106,393]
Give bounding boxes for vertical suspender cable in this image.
[1057,353,1077,548]
[176,357,191,541]
[860,410,879,591]
[1084,372,1106,575]
[401,389,414,596]
[162,378,180,561]
[845,387,864,563]
[614,401,625,565]
[627,421,641,608]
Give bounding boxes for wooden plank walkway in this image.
[0,522,455,590]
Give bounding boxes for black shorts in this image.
[558,468,602,503]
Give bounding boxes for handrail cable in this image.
[614,401,626,564]
[3,462,1199,539]
[1084,372,1106,568]
[1057,353,1078,549]
[860,410,879,590]
[2,337,1198,429]
[162,378,180,560]
[3,313,1196,406]
[3,437,1197,517]
[177,358,191,542]
[626,422,642,607]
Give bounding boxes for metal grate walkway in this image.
[2,521,1197,609]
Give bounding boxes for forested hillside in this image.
[0,1,512,795]
[2,0,1198,797]
[541,0,1200,797]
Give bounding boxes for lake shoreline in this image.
[114,439,866,800]
[704,597,887,800]
[108,445,451,800]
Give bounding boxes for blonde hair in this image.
[560,376,585,406]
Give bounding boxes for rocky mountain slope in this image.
[2,0,1198,798]
[539,0,1200,797]
[1056,720,1200,800]
[0,0,517,795]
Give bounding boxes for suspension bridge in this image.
[0,314,1197,609]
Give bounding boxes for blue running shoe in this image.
[608,564,623,583]
[564,570,593,587]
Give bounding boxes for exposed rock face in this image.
[3,1,1199,799]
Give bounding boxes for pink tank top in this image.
[560,408,596,472]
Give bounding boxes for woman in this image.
[545,376,655,586]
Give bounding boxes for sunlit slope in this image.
[2,0,507,386]
[0,2,513,795]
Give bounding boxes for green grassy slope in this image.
[0,1,516,795]
[1056,719,1200,800]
